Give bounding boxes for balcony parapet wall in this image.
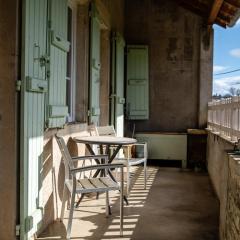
[208,97,240,142]
[207,131,240,240]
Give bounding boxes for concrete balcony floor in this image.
[38,166,219,240]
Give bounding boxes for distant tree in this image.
[236,89,240,96]
[223,93,232,98]
[212,94,222,100]
[229,87,237,96]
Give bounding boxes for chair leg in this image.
[120,168,124,236]
[60,184,67,221]
[66,190,75,240]
[105,191,110,216]
[126,165,130,195]
[144,161,147,190]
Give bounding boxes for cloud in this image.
[213,75,240,95]
[236,19,240,25]
[230,48,240,58]
[213,65,228,73]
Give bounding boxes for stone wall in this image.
[225,155,240,240]
[125,0,213,132]
[207,132,240,240]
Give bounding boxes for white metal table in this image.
[74,136,137,206]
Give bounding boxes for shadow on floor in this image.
[38,167,219,240]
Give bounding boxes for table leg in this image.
[106,144,129,205]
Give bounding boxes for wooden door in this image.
[20,0,48,238]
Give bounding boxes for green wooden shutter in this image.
[20,0,48,238]
[110,32,125,136]
[46,0,69,128]
[89,3,101,125]
[126,45,149,120]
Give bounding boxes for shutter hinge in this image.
[16,80,21,92]
[16,225,20,236]
[87,110,91,116]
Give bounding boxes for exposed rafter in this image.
[208,0,224,24]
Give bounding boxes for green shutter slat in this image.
[89,2,101,125]
[115,33,125,137]
[126,45,149,120]
[46,0,68,128]
[20,0,48,238]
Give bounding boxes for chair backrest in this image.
[55,135,74,179]
[96,125,116,137]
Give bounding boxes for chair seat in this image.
[65,177,119,194]
[113,158,146,166]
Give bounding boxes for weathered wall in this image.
[125,0,213,132]
[207,132,240,240]
[0,0,19,239]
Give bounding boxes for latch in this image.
[16,80,21,92]
[16,225,20,236]
[39,55,50,67]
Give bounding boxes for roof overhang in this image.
[175,0,240,28]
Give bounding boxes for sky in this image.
[213,19,240,96]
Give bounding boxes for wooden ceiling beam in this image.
[215,16,228,27]
[208,0,224,24]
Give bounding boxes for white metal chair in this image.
[95,126,148,195]
[55,135,124,239]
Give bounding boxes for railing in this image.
[208,97,240,141]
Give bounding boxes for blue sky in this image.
[213,19,240,95]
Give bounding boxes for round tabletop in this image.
[74,136,137,145]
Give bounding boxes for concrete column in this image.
[198,26,213,128]
[0,0,19,239]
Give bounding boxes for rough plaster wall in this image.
[125,0,206,132]
[0,0,18,239]
[207,133,233,240]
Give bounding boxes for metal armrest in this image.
[132,142,146,146]
[72,154,108,161]
[71,163,124,174]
